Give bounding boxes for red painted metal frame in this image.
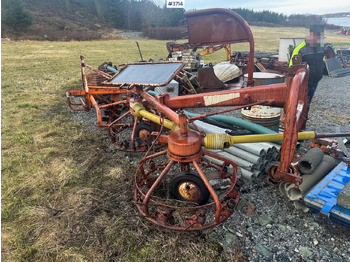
[134,149,241,231]
[66,9,311,231]
[66,88,131,127]
[184,8,255,86]
[133,64,309,230]
[272,67,309,185]
[66,58,162,152]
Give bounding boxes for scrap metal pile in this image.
[66,8,350,230]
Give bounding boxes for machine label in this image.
[203,93,240,106]
[166,0,184,8]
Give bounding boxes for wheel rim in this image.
[138,129,151,142]
[177,182,201,202]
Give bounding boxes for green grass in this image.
[1,28,348,261]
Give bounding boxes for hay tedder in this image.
[66,9,348,230]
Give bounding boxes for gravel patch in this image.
[68,74,350,261]
[208,75,350,261]
[306,75,350,134]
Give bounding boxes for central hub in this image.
[167,130,202,162]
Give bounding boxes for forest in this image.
[1,0,338,41]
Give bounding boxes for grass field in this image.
[1,27,349,261]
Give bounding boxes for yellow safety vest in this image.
[289,41,326,67]
[289,41,306,67]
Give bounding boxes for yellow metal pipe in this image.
[204,132,316,150]
[230,131,316,144]
[130,102,178,131]
[129,102,317,148]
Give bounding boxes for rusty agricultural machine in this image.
[66,9,348,231]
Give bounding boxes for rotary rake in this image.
[66,8,348,231]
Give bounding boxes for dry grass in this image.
[1,27,348,261]
[204,26,348,60]
[1,39,238,261]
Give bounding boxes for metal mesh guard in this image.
[109,62,183,86]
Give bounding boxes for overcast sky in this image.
[158,0,350,15]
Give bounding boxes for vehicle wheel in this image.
[323,43,336,75]
[135,122,152,145]
[324,43,336,59]
[170,171,210,205]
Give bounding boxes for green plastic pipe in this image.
[105,65,118,74]
[183,110,277,135]
[147,91,282,144]
[147,90,159,97]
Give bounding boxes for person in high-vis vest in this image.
[289,25,325,105]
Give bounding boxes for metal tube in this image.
[252,169,263,178]
[297,147,324,174]
[224,146,265,164]
[89,95,103,127]
[265,153,273,161]
[251,142,274,154]
[191,120,227,134]
[271,151,280,161]
[235,144,265,156]
[285,155,337,201]
[203,155,254,180]
[293,201,309,212]
[276,68,308,180]
[190,120,276,158]
[240,167,254,180]
[184,110,278,136]
[164,83,288,109]
[142,160,175,215]
[130,102,178,131]
[230,132,316,144]
[193,160,221,223]
[210,150,258,171]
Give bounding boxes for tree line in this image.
[1,0,332,38]
[1,0,184,34]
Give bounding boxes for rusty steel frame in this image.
[107,110,165,152]
[131,63,309,230]
[66,57,168,152]
[134,149,241,231]
[184,8,255,86]
[65,9,321,231]
[66,56,133,127]
[66,87,131,127]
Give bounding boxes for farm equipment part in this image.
[66,56,130,128]
[66,8,350,231]
[126,61,347,230]
[66,57,183,152]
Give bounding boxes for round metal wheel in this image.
[135,122,152,145]
[170,171,210,205]
[324,43,336,59]
[323,43,336,75]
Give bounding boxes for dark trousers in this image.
[308,83,318,104]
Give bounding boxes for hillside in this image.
[1,0,184,41]
[2,0,119,40]
[25,0,104,31]
[1,0,345,41]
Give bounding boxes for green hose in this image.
[147,90,159,97]
[184,110,277,135]
[147,90,282,144]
